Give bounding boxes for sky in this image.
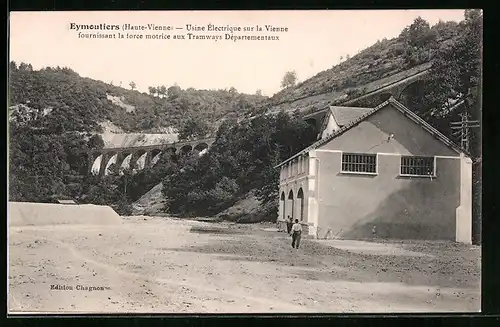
[9,10,466,96]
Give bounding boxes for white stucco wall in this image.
[456,154,473,244]
[320,113,341,140]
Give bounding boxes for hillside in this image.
[9,64,267,136]
[261,19,462,115]
[8,11,481,223]
[8,18,463,139]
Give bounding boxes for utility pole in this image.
[450,94,480,154]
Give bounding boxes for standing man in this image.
[286,215,293,234]
[291,219,302,249]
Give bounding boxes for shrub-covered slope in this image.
[9,64,267,134]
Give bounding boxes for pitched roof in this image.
[330,106,372,126]
[302,107,329,120]
[275,97,467,168]
[305,106,372,140]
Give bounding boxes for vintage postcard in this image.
[8,10,482,314]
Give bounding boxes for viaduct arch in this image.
[88,137,215,176]
[303,66,431,130]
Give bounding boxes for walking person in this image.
[291,219,302,249]
[286,215,293,234]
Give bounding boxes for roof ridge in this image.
[275,97,468,168]
[275,100,390,168]
[386,97,467,155]
[302,107,329,118]
[328,105,338,128]
[317,107,334,136]
[330,105,372,110]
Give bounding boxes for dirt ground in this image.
[8,216,481,314]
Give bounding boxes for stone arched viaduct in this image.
[343,67,430,106]
[304,66,430,130]
[88,137,216,176]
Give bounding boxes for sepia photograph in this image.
[8,9,482,314]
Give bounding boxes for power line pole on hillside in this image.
[450,111,480,154]
[450,84,481,155]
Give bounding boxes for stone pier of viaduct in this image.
[88,137,216,176]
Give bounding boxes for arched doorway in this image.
[297,188,304,222]
[288,190,294,220]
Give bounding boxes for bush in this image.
[161,111,317,218]
[112,200,134,216]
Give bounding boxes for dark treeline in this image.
[162,113,316,219]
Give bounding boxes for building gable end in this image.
[276,97,466,168]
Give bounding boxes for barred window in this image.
[400,156,434,176]
[341,153,377,173]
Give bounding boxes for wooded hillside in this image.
[9,64,267,134]
[260,17,465,115]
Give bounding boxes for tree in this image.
[129,81,136,90]
[400,17,438,66]
[407,17,432,48]
[280,70,297,89]
[400,9,482,160]
[10,61,18,72]
[167,85,182,99]
[87,134,105,150]
[432,20,459,40]
[81,175,122,206]
[9,118,98,202]
[255,89,262,96]
[155,86,162,97]
[161,110,317,219]
[254,144,281,207]
[178,117,212,141]
[424,10,482,119]
[19,62,33,71]
[159,85,167,98]
[148,86,156,97]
